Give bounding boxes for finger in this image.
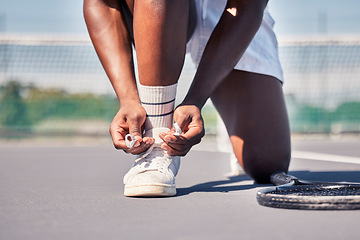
[161,142,189,156]
[159,131,172,141]
[110,126,129,149]
[174,116,190,132]
[181,124,204,145]
[127,120,143,142]
[173,109,191,128]
[124,137,155,154]
[159,135,190,154]
[160,127,203,145]
[159,132,187,145]
[113,139,131,150]
[159,131,202,156]
[166,141,188,152]
[163,129,203,152]
[143,136,155,144]
[125,141,153,154]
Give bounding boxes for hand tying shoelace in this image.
[128,123,181,163]
[123,124,182,197]
[125,122,181,150]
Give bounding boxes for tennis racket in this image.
[257,172,360,210]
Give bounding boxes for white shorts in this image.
[186,0,283,82]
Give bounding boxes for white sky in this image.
[0,0,360,36]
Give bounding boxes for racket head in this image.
[257,173,360,210]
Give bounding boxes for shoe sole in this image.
[124,184,176,197]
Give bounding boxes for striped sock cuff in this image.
[139,83,177,129]
[139,83,177,103]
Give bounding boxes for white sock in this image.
[138,83,177,139]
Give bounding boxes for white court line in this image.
[292,151,360,165]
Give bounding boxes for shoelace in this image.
[125,123,181,149]
[128,124,182,170]
[134,143,158,163]
[133,144,171,173]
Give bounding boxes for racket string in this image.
[271,186,360,197]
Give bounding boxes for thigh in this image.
[211,70,291,183]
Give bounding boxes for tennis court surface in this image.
[1,137,360,240]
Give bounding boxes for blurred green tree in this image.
[0,81,30,129]
[334,102,360,122]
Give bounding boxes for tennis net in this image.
[1,34,360,136]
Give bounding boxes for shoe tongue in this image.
[144,127,170,144]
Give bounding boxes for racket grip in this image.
[271,172,298,186]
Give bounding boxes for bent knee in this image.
[242,148,291,184]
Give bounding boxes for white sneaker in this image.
[123,128,181,197]
[225,153,244,177]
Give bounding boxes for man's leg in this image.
[134,0,189,86]
[133,0,190,131]
[211,70,291,183]
[123,0,192,197]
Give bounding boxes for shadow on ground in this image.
[176,170,360,196]
[176,174,256,196]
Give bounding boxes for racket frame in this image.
[256,172,360,210]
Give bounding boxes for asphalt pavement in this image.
[1,137,360,240]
